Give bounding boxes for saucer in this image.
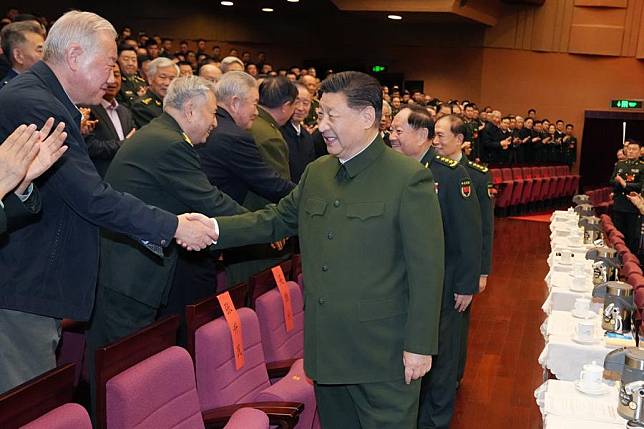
[572,334,601,345]
[574,380,611,396]
[572,309,596,319]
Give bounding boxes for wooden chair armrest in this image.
[266,358,299,379]
[202,401,304,429]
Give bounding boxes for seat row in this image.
[1,258,317,429]
[491,165,580,214]
[599,215,644,316]
[585,187,613,215]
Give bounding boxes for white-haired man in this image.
[220,55,244,73]
[131,56,179,127]
[0,10,217,394]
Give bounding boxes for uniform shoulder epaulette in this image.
[466,160,489,174]
[141,97,152,105]
[434,155,458,169]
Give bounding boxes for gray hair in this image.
[382,100,392,116]
[147,57,179,80]
[43,11,116,63]
[220,56,244,73]
[214,71,257,104]
[163,76,216,111]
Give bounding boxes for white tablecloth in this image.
[535,379,626,428]
[538,308,619,381]
[542,287,603,314]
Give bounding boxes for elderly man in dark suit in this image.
[0,11,217,394]
[280,81,317,183]
[84,63,135,177]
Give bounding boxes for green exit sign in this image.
[611,99,642,109]
[372,65,386,73]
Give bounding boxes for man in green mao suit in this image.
[85,76,246,418]
[206,72,445,428]
[390,108,482,429]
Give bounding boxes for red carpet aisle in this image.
[451,219,548,429]
[508,211,555,223]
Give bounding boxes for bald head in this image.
[199,64,223,83]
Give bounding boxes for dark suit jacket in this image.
[84,102,135,178]
[197,107,295,204]
[0,190,41,236]
[280,122,316,183]
[479,122,504,164]
[0,61,178,320]
[0,68,17,89]
[100,113,246,308]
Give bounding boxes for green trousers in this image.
[314,379,421,429]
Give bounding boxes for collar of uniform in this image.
[30,61,82,127]
[257,105,279,129]
[155,112,190,144]
[216,106,235,123]
[148,89,163,104]
[420,147,436,166]
[339,135,386,179]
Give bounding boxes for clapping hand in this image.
[403,351,432,384]
[175,212,218,251]
[0,124,40,199]
[15,118,68,194]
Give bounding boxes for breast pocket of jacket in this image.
[304,197,328,217]
[346,202,385,222]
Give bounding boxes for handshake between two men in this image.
[175,214,287,252]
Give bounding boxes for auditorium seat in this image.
[538,167,554,201]
[106,346,273,429]
[490,169,514,211]
[527,167,543,204]
[503,168,523,208]
[254,280,304,363]
[621,261,643,280]
[194,308,317,429]
[56,320,87,387]
[249,259,293,308]
[622,252,641,266]
[514,167,533,206]
[0,363,90,429]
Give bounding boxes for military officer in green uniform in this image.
[223,77,298,285]
[390,107,482,429]
[116,45,147,107]
[207,72,445,428]
[130,57,178,128]
[610,139,644,254]
[85,76,246,417]
[457,116,495,383]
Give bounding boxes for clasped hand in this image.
[175,213,218,251]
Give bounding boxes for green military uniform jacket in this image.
[422,149,481,302]
[245,106,291,210]
[460,157,494,276]
[131,90,163,129]
[99,113,246,308]
[216,137,445,384]
[610,159,644,213]
[117,73,147,107]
